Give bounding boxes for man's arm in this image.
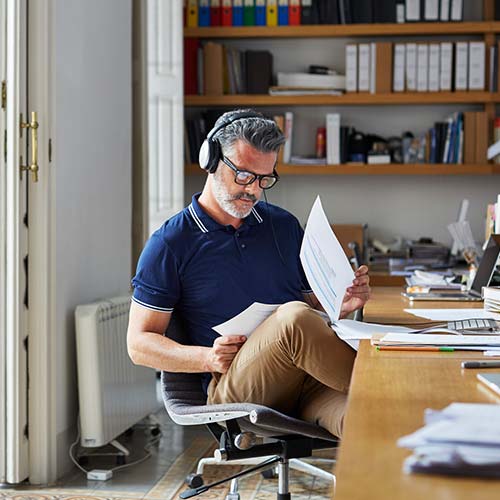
[127,301,246,374]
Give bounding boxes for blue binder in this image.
[278,1,289,25]
[199,0,211,26]
[233,0,244,25]
[255,0,266,25]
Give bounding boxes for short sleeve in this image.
[131,233,180,312]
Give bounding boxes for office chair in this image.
[161,315,338,500]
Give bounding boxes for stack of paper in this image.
[376,332,500,349]
[483,286,500,313]
[398,403,500,478]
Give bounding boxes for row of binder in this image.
[184,0,467,28]
[346,41,492,94]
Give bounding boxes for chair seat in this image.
[161,371,337,442]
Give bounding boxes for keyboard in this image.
[447,318,498,332]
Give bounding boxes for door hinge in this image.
[1,80,6,109]
[3,130,6,163]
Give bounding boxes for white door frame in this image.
[5,0,29,483]
[0,0,7,483]
[26,0,57,484]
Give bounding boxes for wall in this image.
[52,0,132,476]
[185,3,499,247]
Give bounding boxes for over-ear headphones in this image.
[198,110,264,174]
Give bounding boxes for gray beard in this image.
[212,173,258,219]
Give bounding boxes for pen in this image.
[461,361,500,369]
[376,346,455,352]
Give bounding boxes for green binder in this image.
[243,0,255,25]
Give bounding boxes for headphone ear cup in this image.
[199,138,221,174]
[198,140,210,171]
[207,139,222,173]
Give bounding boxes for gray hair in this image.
[213,109,285,157]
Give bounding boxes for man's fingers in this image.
[355,265,369,276]
[214,335,247,345]
[215,345,242,355]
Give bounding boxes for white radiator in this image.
[75,296,160,447]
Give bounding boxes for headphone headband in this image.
[199,110,265,174]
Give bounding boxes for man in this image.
[127,109,370,438]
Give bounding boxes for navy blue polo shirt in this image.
[132,194,312,384]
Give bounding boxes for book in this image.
[393,43,405,92]
[203,42,224,95]
[440,42,453,91]
[289,0,301,24]
[469,42,486,91]
[276,72,346,89]
[273,115,285,164]
[233,0,244,25]
[246,50,273,94]
[416,44,429,92]
[283,112,294,163]
[326,113,341,165]
[374,42,393,94]
[428,43,440,92]
[278,0,289,25]
[454,41,468,91]
[358,44,371,92]
[463,111,476,164]
[267,0,278,26]
[243,0,255,25]
[184,38,199,95]
[405,43,417,91]
[199,0,210,26]
[346,44,358,92]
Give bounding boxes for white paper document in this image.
[213,302,280,337]
[332,319,414,340]
[404,308,500,321]
[300,196,354,321]
[380,333,500,346]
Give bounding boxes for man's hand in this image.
[340,265,371,319]
[205,335,247,373]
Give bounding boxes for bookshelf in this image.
[185,163,500,176]
[186,92,497,107]
[184,1,500,177]
[184,21,500,39]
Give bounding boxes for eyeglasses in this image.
[221,155,279,190]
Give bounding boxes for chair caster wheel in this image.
[225,494,240,500]
[261,467,277,479]
[116,455,126,465]
[151,427,161,436]
[185,473,203,488]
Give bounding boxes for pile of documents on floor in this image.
[398,403,500,478]
[483,286,500,313]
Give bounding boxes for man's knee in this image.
[275,301,328,341]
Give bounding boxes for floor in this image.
[1,383,335,500]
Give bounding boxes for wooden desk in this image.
[334,288,500,500]
[364,286,484,325]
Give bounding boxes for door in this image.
[3,0,29,484]
[146,0,184,234]
[0,0,7,482]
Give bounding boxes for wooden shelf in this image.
[185,21,500,39]
[185,163,500,176]
[186,92,497,107]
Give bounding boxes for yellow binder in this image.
[266,0,278,26]
[187,0,198,27]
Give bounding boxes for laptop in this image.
[477,373,500,397]
[402,234,500,302]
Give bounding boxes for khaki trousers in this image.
[207,301,356,438]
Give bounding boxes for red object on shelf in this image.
[316,126,326,158]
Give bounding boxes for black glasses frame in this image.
[221,155,280,190]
